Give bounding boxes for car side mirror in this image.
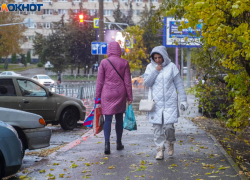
[49,91,53,96]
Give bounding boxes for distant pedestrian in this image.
[57,71,61,86]
[95,41,133,155]
[144,46,188,160]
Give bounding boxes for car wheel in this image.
[14,128,26,159]
[60,107,79,130]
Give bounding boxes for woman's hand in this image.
[156,65,162,71]
[127,101,132,105]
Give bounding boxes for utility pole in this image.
[98,0,104,62]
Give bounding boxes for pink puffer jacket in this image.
[95,41,133,115]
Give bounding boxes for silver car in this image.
[0,71,21,76]
[0,121,22,179]
[0,107,52,158]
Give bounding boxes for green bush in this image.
[37,62,43,67]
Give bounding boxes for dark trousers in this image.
[104,113,123,142]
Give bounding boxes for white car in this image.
[0,71,21,76]
[44,61,54,69]
[32,74,55,86]
[0,107,52,158]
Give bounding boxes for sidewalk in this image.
[16,95,244,180]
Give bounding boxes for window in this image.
[134,0,142,2]
[28,11,36,15]
[88,0,97,2]
[30,49,36,56]
[15,0,23,2]
[119,0,128,2]
[58,9,68,15]
[58,0,68,1]
[44,23,52,29]
[28,36,35,42]
[43,9,53,15]
[1,72,6,75]
[133,10,142,16]
[88,9,97,16]
[104,0,112,2]
[0,79,17,96]
[104,9,113,16]
[43,0,52,1]
[73,0,81,1]
[29,0,37,2]
[17,80,47,97]
[151,0,158,2]
[73,9,80,13]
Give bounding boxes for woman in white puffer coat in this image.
[144,46,188,160]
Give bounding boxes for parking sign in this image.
[91,42,107,55]
[93,18,99,28]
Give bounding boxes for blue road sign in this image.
[91,42,108,55]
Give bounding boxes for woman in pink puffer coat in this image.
[95,41,133,154]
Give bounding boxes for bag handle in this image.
[150,87,153,100]
[107,58,124,82]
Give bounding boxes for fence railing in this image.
[48,82,96,100]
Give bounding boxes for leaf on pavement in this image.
[52,163,59,166]
[101,157,108,160]
[84,163,91,166]
[108,166,115,169]
[171,164,178,167]
[218,166,226,170]
[70,162,78,168]
[59,174,64,178]
[19,175,28,179]
[82,176,90,179]
[39,169,46,173]
[100,162,105,164]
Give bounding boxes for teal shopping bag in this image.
[123,104,137,131]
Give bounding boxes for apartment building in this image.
[18,0,161,62]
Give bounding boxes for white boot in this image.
[156,146,165,160]
[167,141,174,156]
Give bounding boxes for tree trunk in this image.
[4,57,8,70]
[71,66,73,75]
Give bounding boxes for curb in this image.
[21,128,94,177]
[184,117,248,180]
[207,133,248,180]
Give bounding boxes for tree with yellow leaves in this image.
[151,0,250,130]
[0,0,24,67]
[121,25,149,72]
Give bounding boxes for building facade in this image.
[18,0,161,62]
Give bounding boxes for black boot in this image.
[117,141,124,150]
[104,142,110,154]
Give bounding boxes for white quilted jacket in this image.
[144,46,187,124]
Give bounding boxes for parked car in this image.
[31,74,55,87]
[132,74,144,85]
[0,121,22,179]
[0,71,21,76]
[44,61,54,69]
[0,76,86,130]
[0,107,52,158]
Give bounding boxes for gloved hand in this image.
[180,101,189,111]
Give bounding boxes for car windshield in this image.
[38,76,51,79]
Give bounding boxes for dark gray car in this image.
[0,76,86,130]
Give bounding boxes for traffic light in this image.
[79,14,84,27]
[125,48,130,53]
